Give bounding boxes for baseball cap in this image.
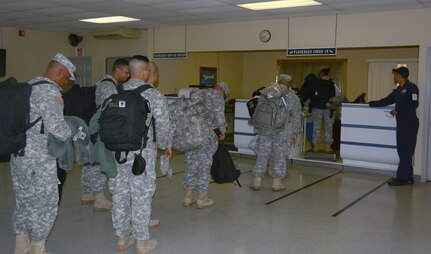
[52,53,76,80]
[278,74,292,82]
[392,66,409,79]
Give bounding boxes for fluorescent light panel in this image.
[79,16,140,24]
[238,0,321,10]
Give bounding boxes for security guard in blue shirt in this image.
[369,67,419,186]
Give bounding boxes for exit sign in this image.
[287,48,337,56]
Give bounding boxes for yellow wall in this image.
[154,52,243,98]
[1,27,68,82]
[241,47,418,100]
[0,27,148,83]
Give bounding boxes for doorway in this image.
[425,48,431,181]
[69,57,92,87]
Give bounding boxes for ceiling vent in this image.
[91,29,141,39]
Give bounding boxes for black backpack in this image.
[63,84,97,125]
[0,77,45,157]
[246,97,259,118]
[98,84,154,163]
[211,143,241,187]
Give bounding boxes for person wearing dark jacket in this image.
[311,66,335,152]
[369,67,419,186]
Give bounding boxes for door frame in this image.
[421,48,431,181]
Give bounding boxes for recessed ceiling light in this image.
[238,0,321,11]
[79,16,140,24]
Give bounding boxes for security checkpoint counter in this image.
[340,103,398,171]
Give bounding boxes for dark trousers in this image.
[396,118,419,181]
[57,162,67,203]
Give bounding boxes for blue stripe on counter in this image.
[340,141,396,149]
[234,132,256,136]
[342,124,396,131]
[342,104,394,110]
[235,117,251,121]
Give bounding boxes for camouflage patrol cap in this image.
[216,81,230,95]
[52,53,76,80]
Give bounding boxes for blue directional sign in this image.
[153,52,187,59]
[287,48,337,56]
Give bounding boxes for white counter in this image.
[340,103,398,171]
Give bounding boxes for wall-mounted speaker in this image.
[68,34,83,47]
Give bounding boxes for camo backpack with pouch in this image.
[168,90,209,151]
[250,83,290,135]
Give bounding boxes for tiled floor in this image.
[1,153,430,254]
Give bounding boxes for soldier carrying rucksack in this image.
[182,82,229,209]
[6,53,75,254]
[249,74,302,192]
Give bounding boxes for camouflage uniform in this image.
[312,108,334,146]
[82,75,119,196]
[184,89,226,193]
[312,76,335,147]
[95,74,118,108]
[253,89,302,179]
[109,79,172,240]
[10,77,72,241]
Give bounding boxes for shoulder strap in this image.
[100,78,122,94]
[133,84,153,95]
[30,80,50,86]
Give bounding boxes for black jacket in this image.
[311,79,336,109]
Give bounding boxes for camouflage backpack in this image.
[168,90,209,151]
[250,83,290,135]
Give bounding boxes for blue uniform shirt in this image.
[369,80,419,122]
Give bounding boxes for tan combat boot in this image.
[249,176,261,191]
[80,193,95,205]
[149,219,160,229]
[15,234,30,254]
[116,235,136,252]
[135,239,157,254]
[93,193,112,212]
[30,240,51,254]
[183,188,195,207]
[272,178,286,192]
[196,192,214,209]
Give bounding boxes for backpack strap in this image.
[134,84,156,143]
[28,80,53,134]
[100,78,116,86]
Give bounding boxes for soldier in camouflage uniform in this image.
[109,55,173,254]
[311,66,336,153]
[250,74,302,192]
[81,58,130,211]
[183,82,228,209]
[11,53,74,254]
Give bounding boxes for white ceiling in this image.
[0,0,430,33]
